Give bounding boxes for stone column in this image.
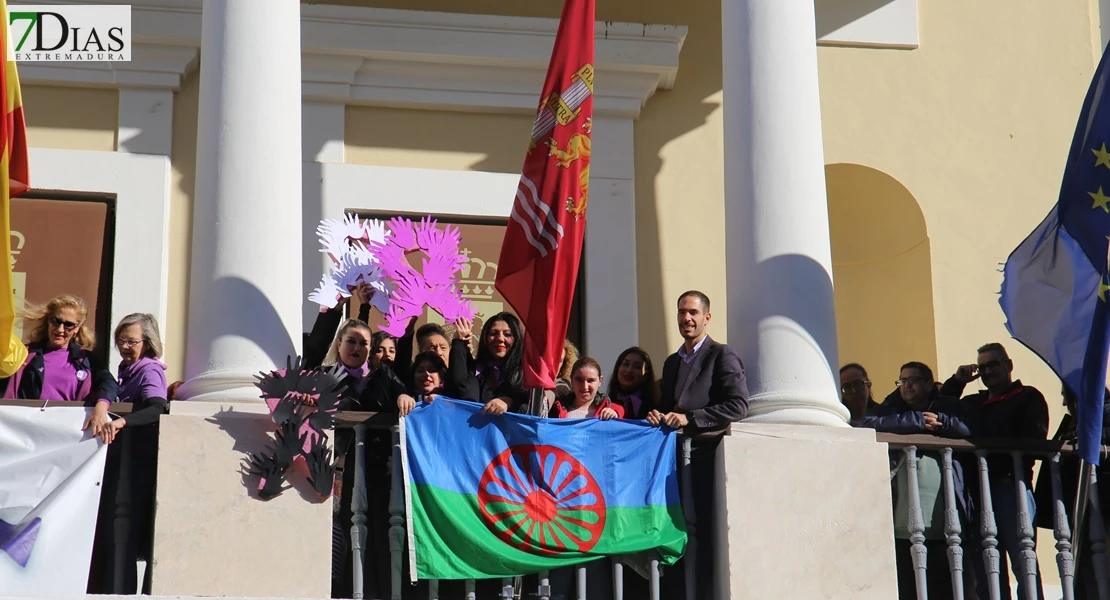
[151,3,330,597]
[717,2,897,598]
[180,0,304,402]
[722,0,849,427]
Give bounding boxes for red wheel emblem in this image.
[477,444,606,555]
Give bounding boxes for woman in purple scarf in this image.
[1,294,118,437]
[87,313,167,594]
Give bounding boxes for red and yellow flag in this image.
[495,0,594,390]
[0,0,30,377]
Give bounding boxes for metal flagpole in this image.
[1073,460,1092,568]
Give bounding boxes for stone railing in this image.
[876,432,1110,600]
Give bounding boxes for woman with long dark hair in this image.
[449,312,527,414]
[606,346,659,420]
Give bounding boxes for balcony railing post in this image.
[577,564,587,599]
[539,570,551,600]
[611,559,623,600]
[941,448,965,600]
[976,450,1003,600]
[388,425,405,600]
[1084,467,1110,599]
[465,578,476,600]
[904,446,929,600]
[428,578,438,600]
[350,423,368,599]
[679,436,696,600]
[1048,453,1075,600]
[1010,451,1040,594]
[649,559,660,600]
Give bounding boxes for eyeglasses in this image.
[49,316,79,332]
[116,338,144,349]
[896,376,929,387]
[841,380,871,394]
[977,360,1005,372]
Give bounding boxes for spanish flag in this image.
[0,0,29,377]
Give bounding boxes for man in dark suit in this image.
[646,290,748,600]
[647,290,749,429]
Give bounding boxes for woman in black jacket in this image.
[448,312,526,413]
[304,283,411,599]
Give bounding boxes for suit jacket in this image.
[659,336,749,430]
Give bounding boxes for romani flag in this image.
[495,0,594,390]
[0,0,29,378]
[402,398,687,579]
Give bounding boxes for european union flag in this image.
[1000,48,1110,465]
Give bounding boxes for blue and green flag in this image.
[402,398,687,580]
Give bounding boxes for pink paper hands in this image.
[371,216,476,336]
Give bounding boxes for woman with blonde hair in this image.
[1,294,117,441]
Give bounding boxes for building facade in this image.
[15,0,1110,595]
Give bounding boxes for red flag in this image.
[495,0,594,390]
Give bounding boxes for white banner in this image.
[0,406,107,598]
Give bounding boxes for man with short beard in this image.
[940,342,1048,600]
[647,290,748,600]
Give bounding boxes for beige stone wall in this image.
[165,72,199,383]
[23,86,118,152]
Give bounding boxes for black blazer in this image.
[659,336,749,430]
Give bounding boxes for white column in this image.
[722,0,848,426]
[180,0,303,402]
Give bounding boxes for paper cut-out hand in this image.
[248,441,295,500]
[304,440,335,498]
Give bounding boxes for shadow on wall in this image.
[825,162,938,396]
[206,406,326,503]
[184,276,298,371]
[814,0,899,38]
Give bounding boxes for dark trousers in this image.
[86,426,158,595]
[661,435,722,600]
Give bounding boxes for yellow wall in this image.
[165,72,199,383]
[827,163,938,393]
[818,1,1097,416]
[23,86,117,151]
[345,107,532,173]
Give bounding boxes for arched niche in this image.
[826,163,939,401]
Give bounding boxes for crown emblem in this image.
[458,248,498,301]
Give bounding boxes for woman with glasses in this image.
[1,294,118,439]
[88,313,168,594]
[839,363,879,423]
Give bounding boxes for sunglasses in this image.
[49,316,80,332]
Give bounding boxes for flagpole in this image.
[1073,460,1092,568]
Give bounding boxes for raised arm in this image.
[447,318,478,402]
[303,307,343,370]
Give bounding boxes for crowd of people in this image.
[4,288,749,599]
[19,287,1095,600]
[840,345,1110,600]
